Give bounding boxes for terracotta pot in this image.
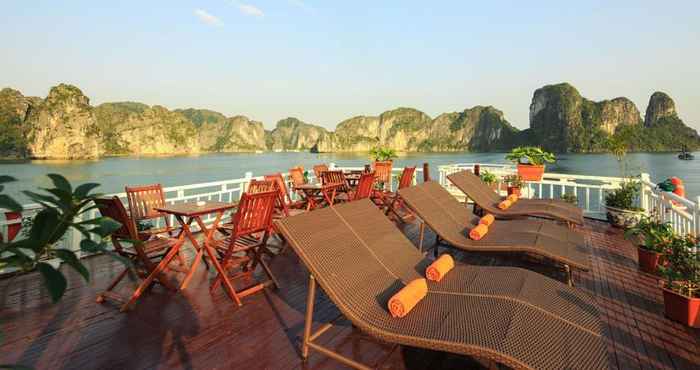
[507,186,521,196]
[516,164,545,181]
[662,287,700,328]
[637,247,663,274]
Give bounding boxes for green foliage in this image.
[659,234,700,298]
[560,193,578,205]
[479,170,497,185]
[505,146,556,165]
[502,174,524,188]
[0,174,127,302]
[624,215,675,253]
[605,180,641,211]
[369,147,397,162]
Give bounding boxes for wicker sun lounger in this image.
[274,200,607,370]
[397,181,590,284]
[447,170,585,225]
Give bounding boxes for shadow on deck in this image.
[1,218,698,369]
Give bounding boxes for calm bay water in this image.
[1,152,698,204]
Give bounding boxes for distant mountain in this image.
[0,82,697,159]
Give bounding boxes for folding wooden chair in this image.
[94,196,182,312]
[125,184,178,240]
[350,172,376,201]
[312,164,329,179]
[320,170,350,201]
[210,190,280,302]
[264,173,306,214]
[289,166,306,186]
[385,166,417,222]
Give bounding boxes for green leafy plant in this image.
[625,215,675,253]
[659,234,700,298]
[605,180,642,211]
[502,174,524,188]
[479,170,497,185]
[560,193,578,205]
[0,174,126,302]
[369,147,397,162]
[505,146,556,166]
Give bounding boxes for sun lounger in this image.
[397,181,590,283]
[447,170,585,225]
[274,200,607,370]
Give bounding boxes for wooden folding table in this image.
[155,201,245,305]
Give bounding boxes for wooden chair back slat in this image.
[125,184,168,221]
[320,170,346,187]
[289,167,306,186]
[248,180,276,194]
[230,190,278,237]
[313,164,329,179]
[398,166,417,190]
[94,196,138,246]
[353,172,376,200]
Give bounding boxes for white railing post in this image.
[240,171,253,199]
[696,196,700,238]
[640,173,650,214]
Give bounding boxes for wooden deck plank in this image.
[1,215,699,370]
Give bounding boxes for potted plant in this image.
[659,234,699,327]
[625,215,675,273]
[560,193,578,205]
[604,180,644,228]
[369,147,397,162]
[479,170,498,190]
[505,146,556,181]
[503,174,523,196]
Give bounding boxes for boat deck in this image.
[1,217,699,369]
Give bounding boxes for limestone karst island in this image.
[1,82,698,159]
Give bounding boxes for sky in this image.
[1,0,699,131]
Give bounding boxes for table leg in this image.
[179,216,204,290]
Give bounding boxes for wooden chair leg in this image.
[121,244,181,311]
[96,268,129,303]
[256,248,279,289]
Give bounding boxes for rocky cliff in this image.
[312,106,517,152]
[94,102,201,156]
[266,117,330,151]
[25,84,101,159]
[1,82,698,159]
[0,88,37,157]
[527,83,698,152]
[528,83,643,152]
[177,109,266,152]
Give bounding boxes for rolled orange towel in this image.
[388,278,428,318]
[469,224,489,240]
[507,194,519,203]
[498,199,512,210]
[479,214,495,227]
[426,254,455,282]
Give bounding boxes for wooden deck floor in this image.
[1,217,698,369]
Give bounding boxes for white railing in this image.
[639,175,700,237]
[0,164,422,261]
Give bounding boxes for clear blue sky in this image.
[1,0,698,130]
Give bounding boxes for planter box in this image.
[662,288,700,328]
[517,164,545,181]
[637,247,663,274]
[604,205,643,228]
